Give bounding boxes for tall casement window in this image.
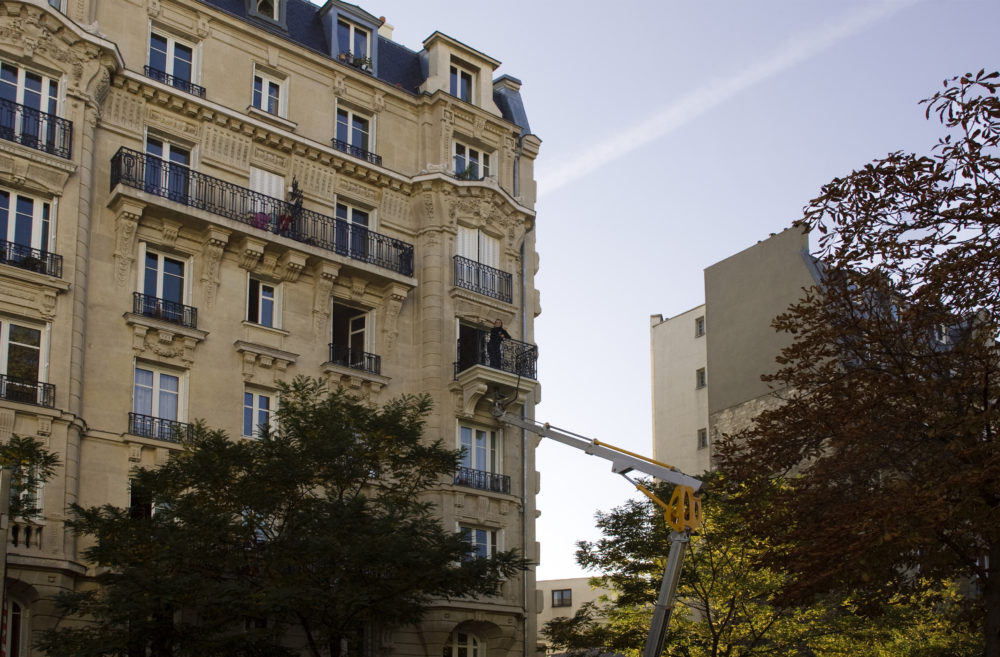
[330,301,377,373]
[695,315,706,337]
[0,189,52,253]
[337,19,370,60]
[247,277,278,328]
[243,388,274,438]
[459,425,500,474]
[137,246,193,326]
[334,201,369,256]
[443,632,481,657]
[453,142,491,180]
[144,136,190,202]
[457,227,499,269]
[0,318,47,405]
[4,598,27,657]
[148,32,195,90]
[460,526,498,559]
[449,63,473,102]
[335,108,370,153]
[0,61,60,153]
[252,69,284,116]
[133,364,182,423]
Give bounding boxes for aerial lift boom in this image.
[491,404,703,657]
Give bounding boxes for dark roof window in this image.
[246,0,287,29]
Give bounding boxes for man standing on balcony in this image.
[488,319,511,369]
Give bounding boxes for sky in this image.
[356,0,1000,580]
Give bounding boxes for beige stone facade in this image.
[535,577,612,655]
[0,0,542,655]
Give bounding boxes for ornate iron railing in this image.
[455,330,537,379]
[328,343,381,376]
[0,97,72,159]
[110,147,414,276]
[133,292,198,329]
[331,138,382,166]
[143,65,207,98]
[454,255,512,303]
[128,412,193,443]
[0,240,62,278]
[0,374,55,408]
[454,466,510,494]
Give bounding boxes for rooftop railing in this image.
[454,255,512,303]
[331,138,382,166]
[455,329,537,380]
[110,147,414,276]
[328,343,381,376]
[143,65,207,98]
[128,412,193,443]
[0,374,55,408]
[454,466,511,494]
[0,97,72,159]
[0,240,62,278]
[133,292,198,329]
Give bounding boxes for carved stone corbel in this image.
[278,250,307,282]
[381,282,408,356]
[238,235,267,271]
[113,198,144,287]
[312,262,340,332]
[201,227,230,308]
[159,218,182,248]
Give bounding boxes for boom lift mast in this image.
[491,403,703,657]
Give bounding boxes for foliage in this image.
[544,477,979,657]
[715,70,1000,655]
[38,377,527,657]
[0,433,59,519]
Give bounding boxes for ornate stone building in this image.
[0,0,542,654]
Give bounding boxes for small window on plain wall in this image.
[695,368,707,389]
[695,316,706,337]
[552,589,572,607]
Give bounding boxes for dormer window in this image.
[450,63,473,103]
[337,20,371,70]
[247,0,285,27]
[257,0,278,19]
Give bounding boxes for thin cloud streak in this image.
[538,0,920,198]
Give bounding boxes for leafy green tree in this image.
[715,70,1000,656]
[39,377,527,657]
[0,434,59,519]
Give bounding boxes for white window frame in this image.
[251,66,285,117]
[246,275,280,328]
[132,362,187,423]
[335,106,373,153]
[243,387,275,438]
[449,62,474,103]
[0,188,54,252]
[443,632,482,657]
[458,424,501,474]
[337,19,371,60]
[0,317,49,384]
[148,30,199,84]
[4,597,28,657]
[453,141,492,180]
[331,301,374,359]
[138,243,192,305]
[0,60,62,116]
[459,525,500,559]
[456,226,500,269]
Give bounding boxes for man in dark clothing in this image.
[487,319,511,369]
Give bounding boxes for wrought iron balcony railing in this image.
[328,343,382,376]
[331,138,382,166]
[0,97,72,159]
[0,374,55,408]
[133,292,198,329]
[110,148,414,277]
[455,330,537,380]
[128,412,193,443]
[454,255,512,303]
[143,65,207,98]
[0,240,62,278]
[454,466,511,494]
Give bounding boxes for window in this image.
[456,227,499,269]
[334,201,370,256]
[697,428,708,449]
[695,316,706,337]
[4,598,27,657]
[337,20,371,63]
[330,301,376,373]
[148,32,195,89]
[695,367,707,389]
[460,525,498,559]
[248,166,285,231]
[252,70,283,116]
[0,61,59,151]
[335,108,371,152]
[129,478,153,519]
[133,365,182,422]
[453,142,491,180]
[449,63,473,102]
[247,277,278,327]
[0,319,46,405]
[0,189,52,253]
[443,632,481,657]
[243,389,274,438]
[145,136,190,202]
[552,589,572,608]
[249,0,283,23]
[459,425,499,473]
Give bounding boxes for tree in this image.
[544,479,979,657]
[0,434,59,519]
[39,377,527,657]
[714,70,1000,655]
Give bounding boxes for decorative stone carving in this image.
[127,318,207,367]
[147,0,161,17]
[146,107,199,140]
[374,90,386,112]
[312,262,340,332]
[337,177,379,204]
[278,250,307,282]
[104,88,144,134]
[257,252,279,278]
[332,73,347,98]
[238,236,267,271]
[129,444,143,463]
[349,277,368,301]
[0,409,14,441]
[203,124,250,171]
[292,159,335,198]
[234,340,298,384]
[200,227,230,308]
[36,416,51,437]
[196,16,211,38]
[113,199,144,287]
[159,218,181,248]
[382,283,408,356]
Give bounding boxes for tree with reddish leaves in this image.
[715,70,1000,656]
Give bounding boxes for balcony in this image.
[455,329,537,380]
[454,255,512,303]
[0,240,62,278]
[143,65,207,99]
[128,412,193,443]
[454,466,510,494]
[0,374,55,408]
[328,343,381,376]
[0,97,72,159]
[331,138,382,167]
[133,292,198,329]
[110,147,414,277]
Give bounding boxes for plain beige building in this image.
[0,0,542,655]
[651,228,821,471]
[535,578,613,655]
